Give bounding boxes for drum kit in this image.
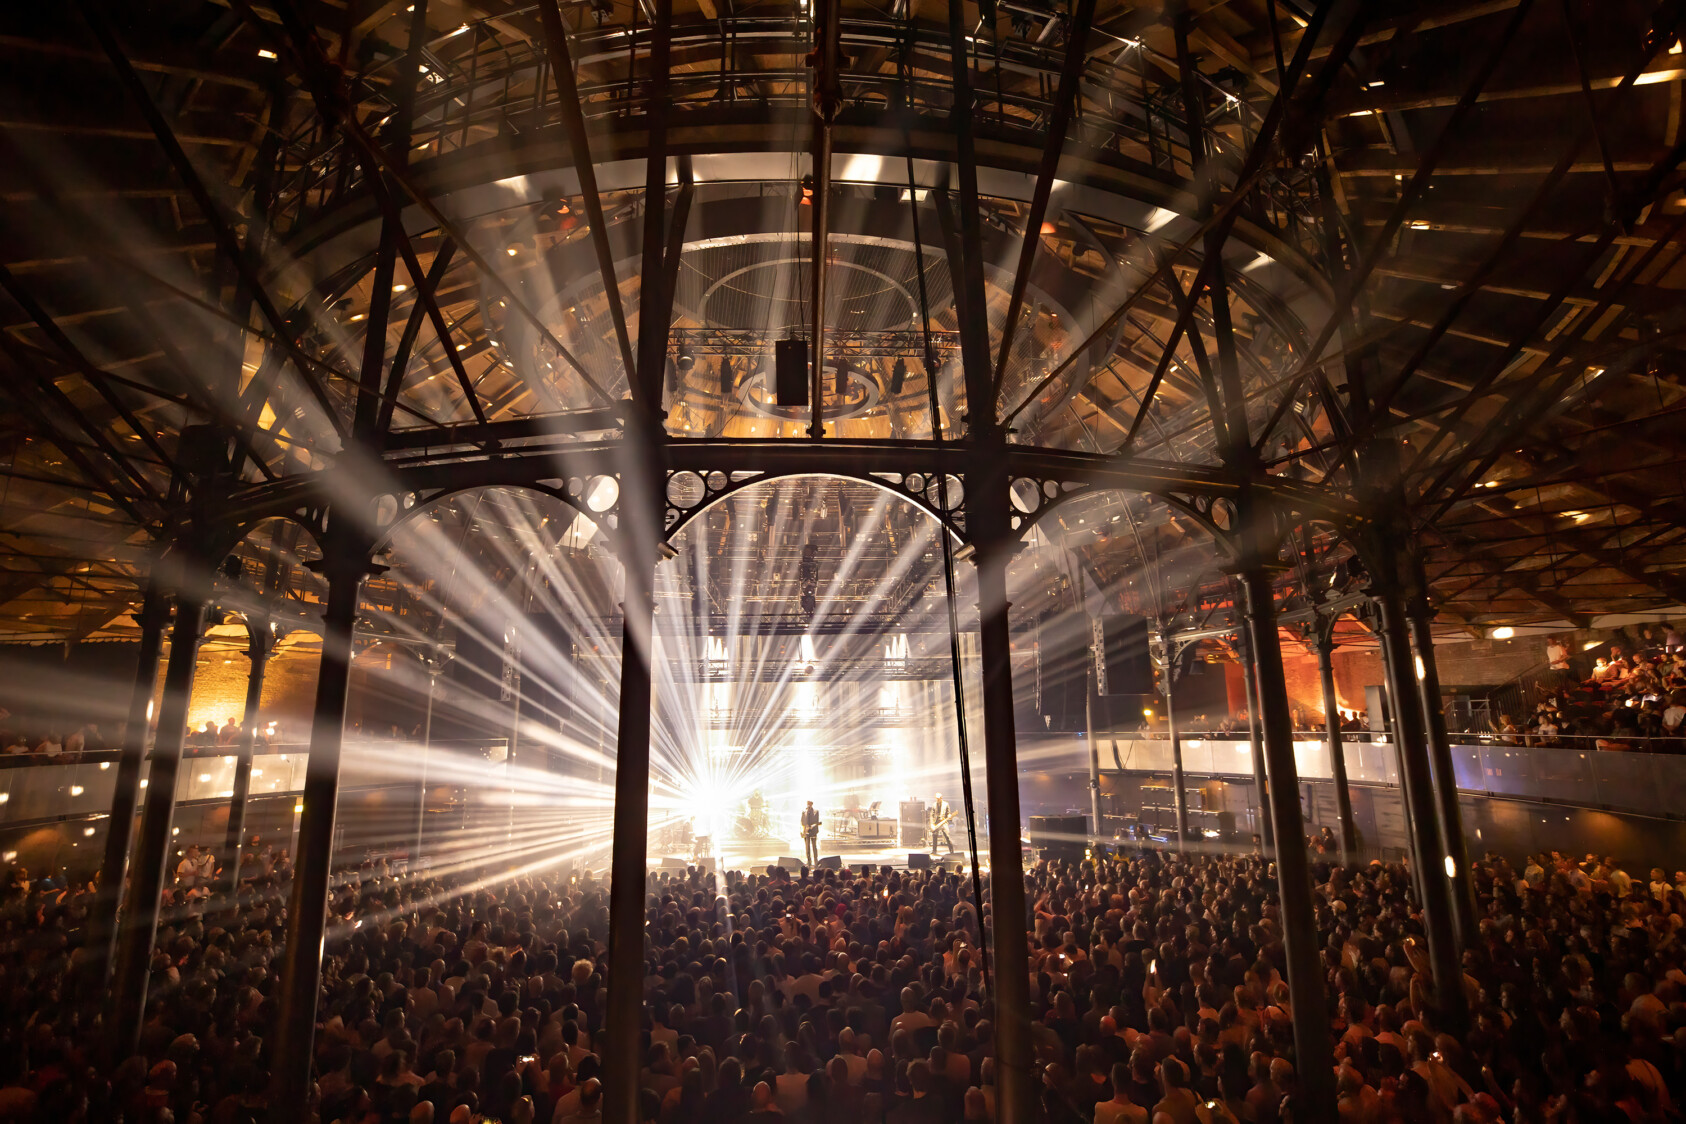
[735,790,773,837]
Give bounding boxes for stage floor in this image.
[650,831,979,873]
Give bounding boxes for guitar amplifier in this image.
[859,818,898,842]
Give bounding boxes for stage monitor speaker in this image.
[1102,614,1153,694]
[817,855,841,869]
[659,858,687,873]
[775,339,809,407]
[907,853,932,870]
[776,856,805,871]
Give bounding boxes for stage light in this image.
[718,355,735,396]
[1491,627,1515,640]
[676,337,696,374]
[889,357,908,394]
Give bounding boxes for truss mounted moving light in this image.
[676,334,696,374]
[889,357,908,394]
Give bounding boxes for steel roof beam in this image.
[536,0,639,389]
[990,0,1097,406]
[77,0,348,440]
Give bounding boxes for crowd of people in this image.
[1496,630,1686,750]
[3,834,1686,1123]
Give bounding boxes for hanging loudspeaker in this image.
[1102,614,1154,695]
[775,339,809,407]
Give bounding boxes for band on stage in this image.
[659,789,956,865]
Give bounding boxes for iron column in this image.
[1374,589,1467,1028]
[1237,567,1335,1117]
[603,523,656,1124]
[89,587,169,988]
[1315,631,1357,863]
[1242,641,1273,854]
[1162,635,1188,847]
[1085,674,1102,843]
[221,618,275,894]
[967,451,1034,1124]
[1405,597,1476,948]
[271,538,377,1118]
[111,591,206,1058]
[413,649,451,866]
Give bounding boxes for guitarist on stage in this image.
[929,793,953,854]
[801,799,821,866]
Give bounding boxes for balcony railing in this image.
[1095,734,1686,821]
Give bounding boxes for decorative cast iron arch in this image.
[661,467,966,544]
[364,479,615,557]
[1003,475,1238,562]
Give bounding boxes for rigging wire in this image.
[905,151,990,987]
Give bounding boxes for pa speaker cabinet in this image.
[1101,614,1154,695]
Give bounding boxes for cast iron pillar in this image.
[1084,669,1103,842]
[413,648,451,865]
[1374,589,1467,1028]
[1314,630,1358,864]
[272,535,379,1119]
[1405,595,1476,948]
[221,618,275,894]
[89,586,170,988]
[966,451,1034,1124]
[1241,641,1273,854]
[1160,633,1188,846]
[603,534,656,1124]
[110,589,206,1058]
[1237,567,1335,1116]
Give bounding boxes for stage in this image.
[648,828,983,874]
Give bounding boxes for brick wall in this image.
[181,630,322,737]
